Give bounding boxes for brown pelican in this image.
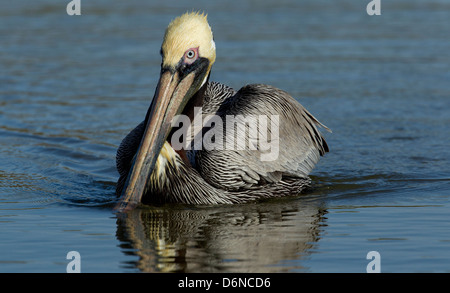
[115,12,329,211]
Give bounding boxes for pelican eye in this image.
[186,50,196,59]
[183,47,199,65]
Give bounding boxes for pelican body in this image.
[115,13,329,211]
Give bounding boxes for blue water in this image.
[1,0,449,272]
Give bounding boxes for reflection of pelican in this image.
[115,12,329,211]
[116,200,326,272]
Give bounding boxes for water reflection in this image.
[116,198,327,272]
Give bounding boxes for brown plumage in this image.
[114,13,330,210]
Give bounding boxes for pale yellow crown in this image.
[161,12,216,69]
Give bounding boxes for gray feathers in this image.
[195,83,329,192]
[116,81,329,204]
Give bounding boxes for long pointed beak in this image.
[114,69,196,212]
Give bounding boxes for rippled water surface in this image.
[1,0,449,272]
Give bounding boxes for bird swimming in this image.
[115,12,330,211]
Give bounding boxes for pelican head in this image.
[115,12,216,211]
[162,12,216,79]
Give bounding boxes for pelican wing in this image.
[196,83,329,191]
[116,121,145,195]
